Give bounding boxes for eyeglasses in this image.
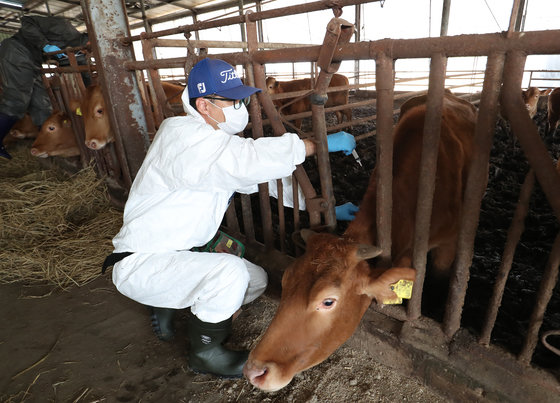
[203,96,251,110]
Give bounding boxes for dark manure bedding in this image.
[282,94,560,372]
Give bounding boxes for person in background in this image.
[103,57,357,378]
[0,15,88,159]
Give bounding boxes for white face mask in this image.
[206,100,249,135]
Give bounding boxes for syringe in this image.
[351,149,363,167]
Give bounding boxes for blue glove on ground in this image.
[335,202,359,221]
[327,131,356,156]
[43,44,66,59]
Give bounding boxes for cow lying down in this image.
[243,91,478,391]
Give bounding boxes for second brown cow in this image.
[265,74,352,130]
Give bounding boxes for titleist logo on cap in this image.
[220,68,238,83]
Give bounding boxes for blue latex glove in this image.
[335,202,359,221]
[327,131,356,156]
[43,44,66,59]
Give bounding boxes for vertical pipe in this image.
[245,12,321,226]
[507,0,523,38]
[82,0,150,185]
[442,52,505,338]
[245,16,274,248]
[407,53,447,319]
[514,0,527,33]
[374,52,394,269]
[518,232,560,364]
[354,4,361,85]
[440,0,451,37]
[480,170,535,345]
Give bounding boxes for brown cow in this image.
[9,113,39,140]
[243,91,478,392]
[521,87,551,119]
[546,87,560,136]
[30,111,80,158]
[265,74,352,129]
[75,82,185,150]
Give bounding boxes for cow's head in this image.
[31,111,80,158]
[521,87,551,118]
[265,77,280,94]
[74,85,114,150]
[243,230,416,392]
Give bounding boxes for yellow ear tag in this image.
[383,279,414,305]
[63,119,68,124]
[75,107,82,116]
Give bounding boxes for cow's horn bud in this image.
[356,244,382,260]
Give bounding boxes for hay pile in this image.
[0,142,123,290]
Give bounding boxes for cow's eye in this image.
[319,298,336,310]
[48,125,55,131]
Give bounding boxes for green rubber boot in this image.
[186,314,248,378]
[148,306,176,341]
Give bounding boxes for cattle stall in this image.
[36,0,560,400]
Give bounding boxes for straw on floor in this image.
[0,142,122,290]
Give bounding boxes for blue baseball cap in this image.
[187,58,261,100]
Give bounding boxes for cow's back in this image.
[345,93,477,270]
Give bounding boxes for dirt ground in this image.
[0,142,449,402]
[0,278,447,403]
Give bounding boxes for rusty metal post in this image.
[443,52,505,338]
[374,52,395,269]
[245,11,322,227]
[407,53,447,320]
[501,51,560,222]
[82,0,151,187]
[479,170,535,345]
[313,18,355,229]
[519,232,560,364]
[245,13,275,249]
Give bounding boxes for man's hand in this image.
[43,44,66,59]
[335,202,359,221]
[327,131,356,155]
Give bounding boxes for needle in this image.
[351,149,363,167]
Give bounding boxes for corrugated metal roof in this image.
[0,0,227,36]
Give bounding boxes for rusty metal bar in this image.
[141,37,166,127]
[240,194,256,243]
[442,52,505,338]
[121,0,382,44]
[225,202,241,234]
[248,30,560,65]
[246,12,321,227]
[507,0,523,38]
[82,0,150,187]
[246,19,275,249]
[313,18,354,230]
[501,51,560,223]
[277,179,286,252]
[480,170,535,345]
[152,38,312,49]
[518,232,560,364]
[373,52,394,269]
[123,30,560,74]
[408,53,447,320]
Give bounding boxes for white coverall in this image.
[112,90,306,323]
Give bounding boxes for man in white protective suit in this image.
[103,57,358,378]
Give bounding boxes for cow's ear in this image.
[544,89,553,96]
[69,99,81,115]
[361,267,416,303]
[356,244,382,260]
